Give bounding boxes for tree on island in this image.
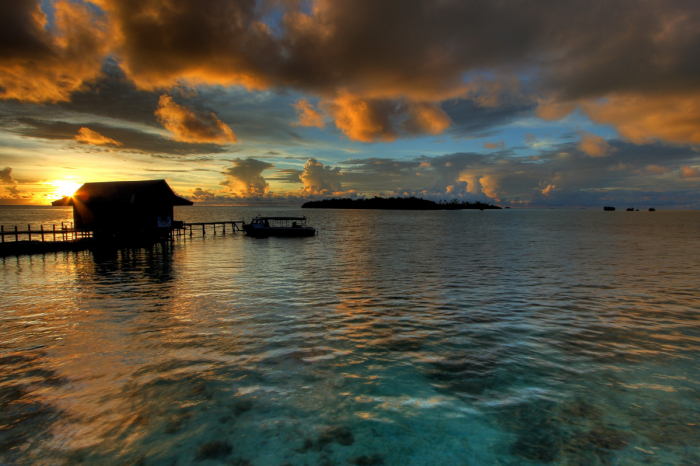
[301,196,502,210]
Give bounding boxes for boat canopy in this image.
[254,217,307,220]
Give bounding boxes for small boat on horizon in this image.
[242,216,316,237]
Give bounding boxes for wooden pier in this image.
[1,220,247,257]
[177,221,245,236]
[0,222,92,243]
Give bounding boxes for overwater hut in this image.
[52,180,192,238]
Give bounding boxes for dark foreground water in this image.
[1,207,699,465]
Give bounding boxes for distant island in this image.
[301,196,502,210]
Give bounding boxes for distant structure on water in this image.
[302,197,501,210]
[603,206,616,211]
[52,180,192,238]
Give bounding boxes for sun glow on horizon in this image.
[53,180,82,198]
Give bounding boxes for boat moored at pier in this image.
[242,216,316,237]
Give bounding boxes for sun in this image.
[53,180,82,198]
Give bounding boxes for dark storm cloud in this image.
[0,0,110,102]
[97,0,697,99]
[3,0,699,144]
[55,61,163,127]
[10,118,230,155]
[442,92,535,138]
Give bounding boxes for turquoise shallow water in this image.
[1,207,699,465]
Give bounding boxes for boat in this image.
[242,216,316,237]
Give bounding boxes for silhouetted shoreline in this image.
[301,197,502,210]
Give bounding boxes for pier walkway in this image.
[1,223,91,243]
[1,220,247,257]
[177,221,244,236]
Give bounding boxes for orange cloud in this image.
[479,175,500,202]
[536,100,576,121]
[0,0,110,103]
[92,0,274,92]
[581,93,700,146]
[155,95,237,144]
[324,94,398,142]
[541,184,556,196]
[292,99,325,128]
[578,132,611,157]
[2,0,700,151]
[679,166,700,178]
[483,140,505,149]
[402,103,452,135]
[75,127,123,146]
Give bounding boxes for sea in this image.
[1,205,699,466]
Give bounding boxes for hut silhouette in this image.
[52,180,192,238]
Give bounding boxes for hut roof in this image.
[52,180,193,206]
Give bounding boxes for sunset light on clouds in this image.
[1,0,699,207]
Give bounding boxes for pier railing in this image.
[1,220,245,244]
[176,221,244,237]
[0,222,92,243]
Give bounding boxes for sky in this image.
[1,0,699,207]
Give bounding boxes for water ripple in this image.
[1,209,699,465]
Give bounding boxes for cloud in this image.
[322,96,454,142]
[189,187,220,202]
[581,93,700,146]
[75,127,122,146]
[479,175,501,201]
[483,140,505,150]
[2,0,700,148]
[536,101,577,121]
[9,117,230,155]
[323,95,398,142]
[155,95,237,144]
[329,139,700,207]
[0,166,16,185]
[267,169,304,183]
[300,158,343,195]
[4,185,21,198]
[679,166,700,178]
[221,158,274,195]
[646,164,671,175]
[401,103,452,135]
[578,132,612,157]
[0,167,20,198]
[0,0,110,103]
[541,184,557,196]
[292,99,325,128]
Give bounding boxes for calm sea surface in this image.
[1,206,699,465]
